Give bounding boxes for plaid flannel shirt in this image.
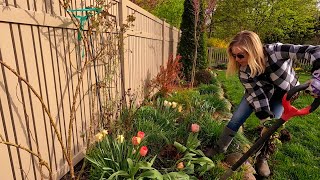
[239,43,320,119]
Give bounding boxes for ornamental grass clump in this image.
[86,130,162,179]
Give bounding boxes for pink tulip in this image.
[139,146,148,156]
[137,131,145,139]
[132,136,141,145]
[191,123,200,133]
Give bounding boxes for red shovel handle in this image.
[281,82,320,121]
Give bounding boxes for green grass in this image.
[215,70,320,179]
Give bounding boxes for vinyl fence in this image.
[0,0,180,179]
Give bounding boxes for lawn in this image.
[215,70,320,180]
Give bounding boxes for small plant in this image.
[173,123,215,178]
[197,84,220,95]
[194,69,213,85]
[86,130,162,179]
[148,55,183,98]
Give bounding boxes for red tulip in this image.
[137,131,145,139]
[191,123,200,133]
[139,146,148,156]
[132,136,141,145]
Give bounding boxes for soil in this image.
[60,159,90,180]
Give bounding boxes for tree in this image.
[152,0,185,27]
[211,0,318,44]
[178,0,208,81]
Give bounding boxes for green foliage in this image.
[207,38,228,48]
[152,0,184,28]
[173,126,215,178]
[166,90,202,110]
[177,0,208,80]
[86,131,162,179]
[199,94,228,113]
[212,0,318,44]
[133,103,181,154]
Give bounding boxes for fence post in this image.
[162,20,165,66]
[118,0,128,103]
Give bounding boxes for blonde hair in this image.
[226,30,266,77]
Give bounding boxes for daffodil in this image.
[102,129,108,136]
[164,100,169,107]
[172,102,177,108]
[178,105,183,112]
[95,133,103,142]
[117,134,124,143]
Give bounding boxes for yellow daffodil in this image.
[102,129,108,136]
[178,105,183,112]
[172,102,177,108]
[95,133,104,142]
[117,134,124,143]
[164,100,169,107]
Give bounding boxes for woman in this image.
[209,30,320,177]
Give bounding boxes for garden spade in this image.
[220,82,320,180]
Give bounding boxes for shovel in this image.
[220,82,320,180]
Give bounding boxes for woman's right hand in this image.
[308,69,320,97]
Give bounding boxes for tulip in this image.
[132,136,141,145]
[191,123,200,133]
[117,135,124,143]
[176,162,184,170]
[139,146,148,156]
[95,133,103,142]
[172,102,177,108]
[137,131,145,139]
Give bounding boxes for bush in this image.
[195,69,213,85]
[177,0,207,80]
[207,38,228,48]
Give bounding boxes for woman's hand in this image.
[307,69,320,97]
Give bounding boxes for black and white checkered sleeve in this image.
[266,43,320,72]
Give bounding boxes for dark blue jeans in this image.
[227,94,284,132]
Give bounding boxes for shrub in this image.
[177,0,207,80]
[207,38,228,48]
[195,69,213,85]
[148,55,183,98]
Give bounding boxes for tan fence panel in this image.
[122,1,180,93]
